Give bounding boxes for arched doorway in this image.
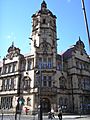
[42,98,51,113]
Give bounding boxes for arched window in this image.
[59,76,66,89]
[23,77,31,90]
[43,19,46,24]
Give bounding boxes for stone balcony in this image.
[40,87,57,96]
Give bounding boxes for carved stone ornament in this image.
[40,41,52,54]
[6,43,20,59]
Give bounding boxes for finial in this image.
[41,0,47,9]
[12,41,14,46]
[76,36,85,48]
[79,36,81,41]
[12,41,15,49]
[42,0,45,3]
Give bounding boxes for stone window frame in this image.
[1,97,13,109]
[38,57,53,69]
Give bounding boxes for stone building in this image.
[0,1,90,114]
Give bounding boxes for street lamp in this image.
[15,73,21,120]
[81,0,90,48]
[36,70,42,120]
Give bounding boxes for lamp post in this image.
[36,70,42,120]
[15,73,21,120]
[81,0,90,48]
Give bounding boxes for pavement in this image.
[17,114,90,120]
[0,114,90,120]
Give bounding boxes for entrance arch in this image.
[42,98,51,113]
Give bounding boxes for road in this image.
[0,114,90,120]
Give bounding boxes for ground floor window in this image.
[1,97,13,109]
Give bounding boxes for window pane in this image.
[48,58,52,68]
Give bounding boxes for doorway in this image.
[42,98,51,113]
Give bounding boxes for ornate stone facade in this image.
[0,1,90,114]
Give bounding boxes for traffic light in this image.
[16,97,25,114]
[18,97,25,106]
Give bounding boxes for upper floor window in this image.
[84,79,90,90]
[43,19,46,24]
[5,79,7,90]
[10,78,15,90]
[57,62,62,71]
[78,77,90,91]
[38,58,42,69]
[78,78,82,89]
[24,80,30,89]
[27,60,32,70]
[42,75,52,87]
[2,79,9,91]
[48,58,52,69]
[43,80,47,87]
[13,63,16,72]
[23,77,31,90]
[59,76,66,89]
[5,66,8,73]
[8,65,12,73]
[3,63,17,74]
[21,60,26,71]
[42,76,46,81]
[38,57,52,69]
[76,61,89,71]
[48,80,51,87]
[43,58,47,68]
[2,77,15,91]
[48,76,52,81]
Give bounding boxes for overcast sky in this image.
[0,0,90,59]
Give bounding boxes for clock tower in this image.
[30,1,58,112]
[30,0,57,69]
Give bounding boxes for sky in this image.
[0,0,90,59]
